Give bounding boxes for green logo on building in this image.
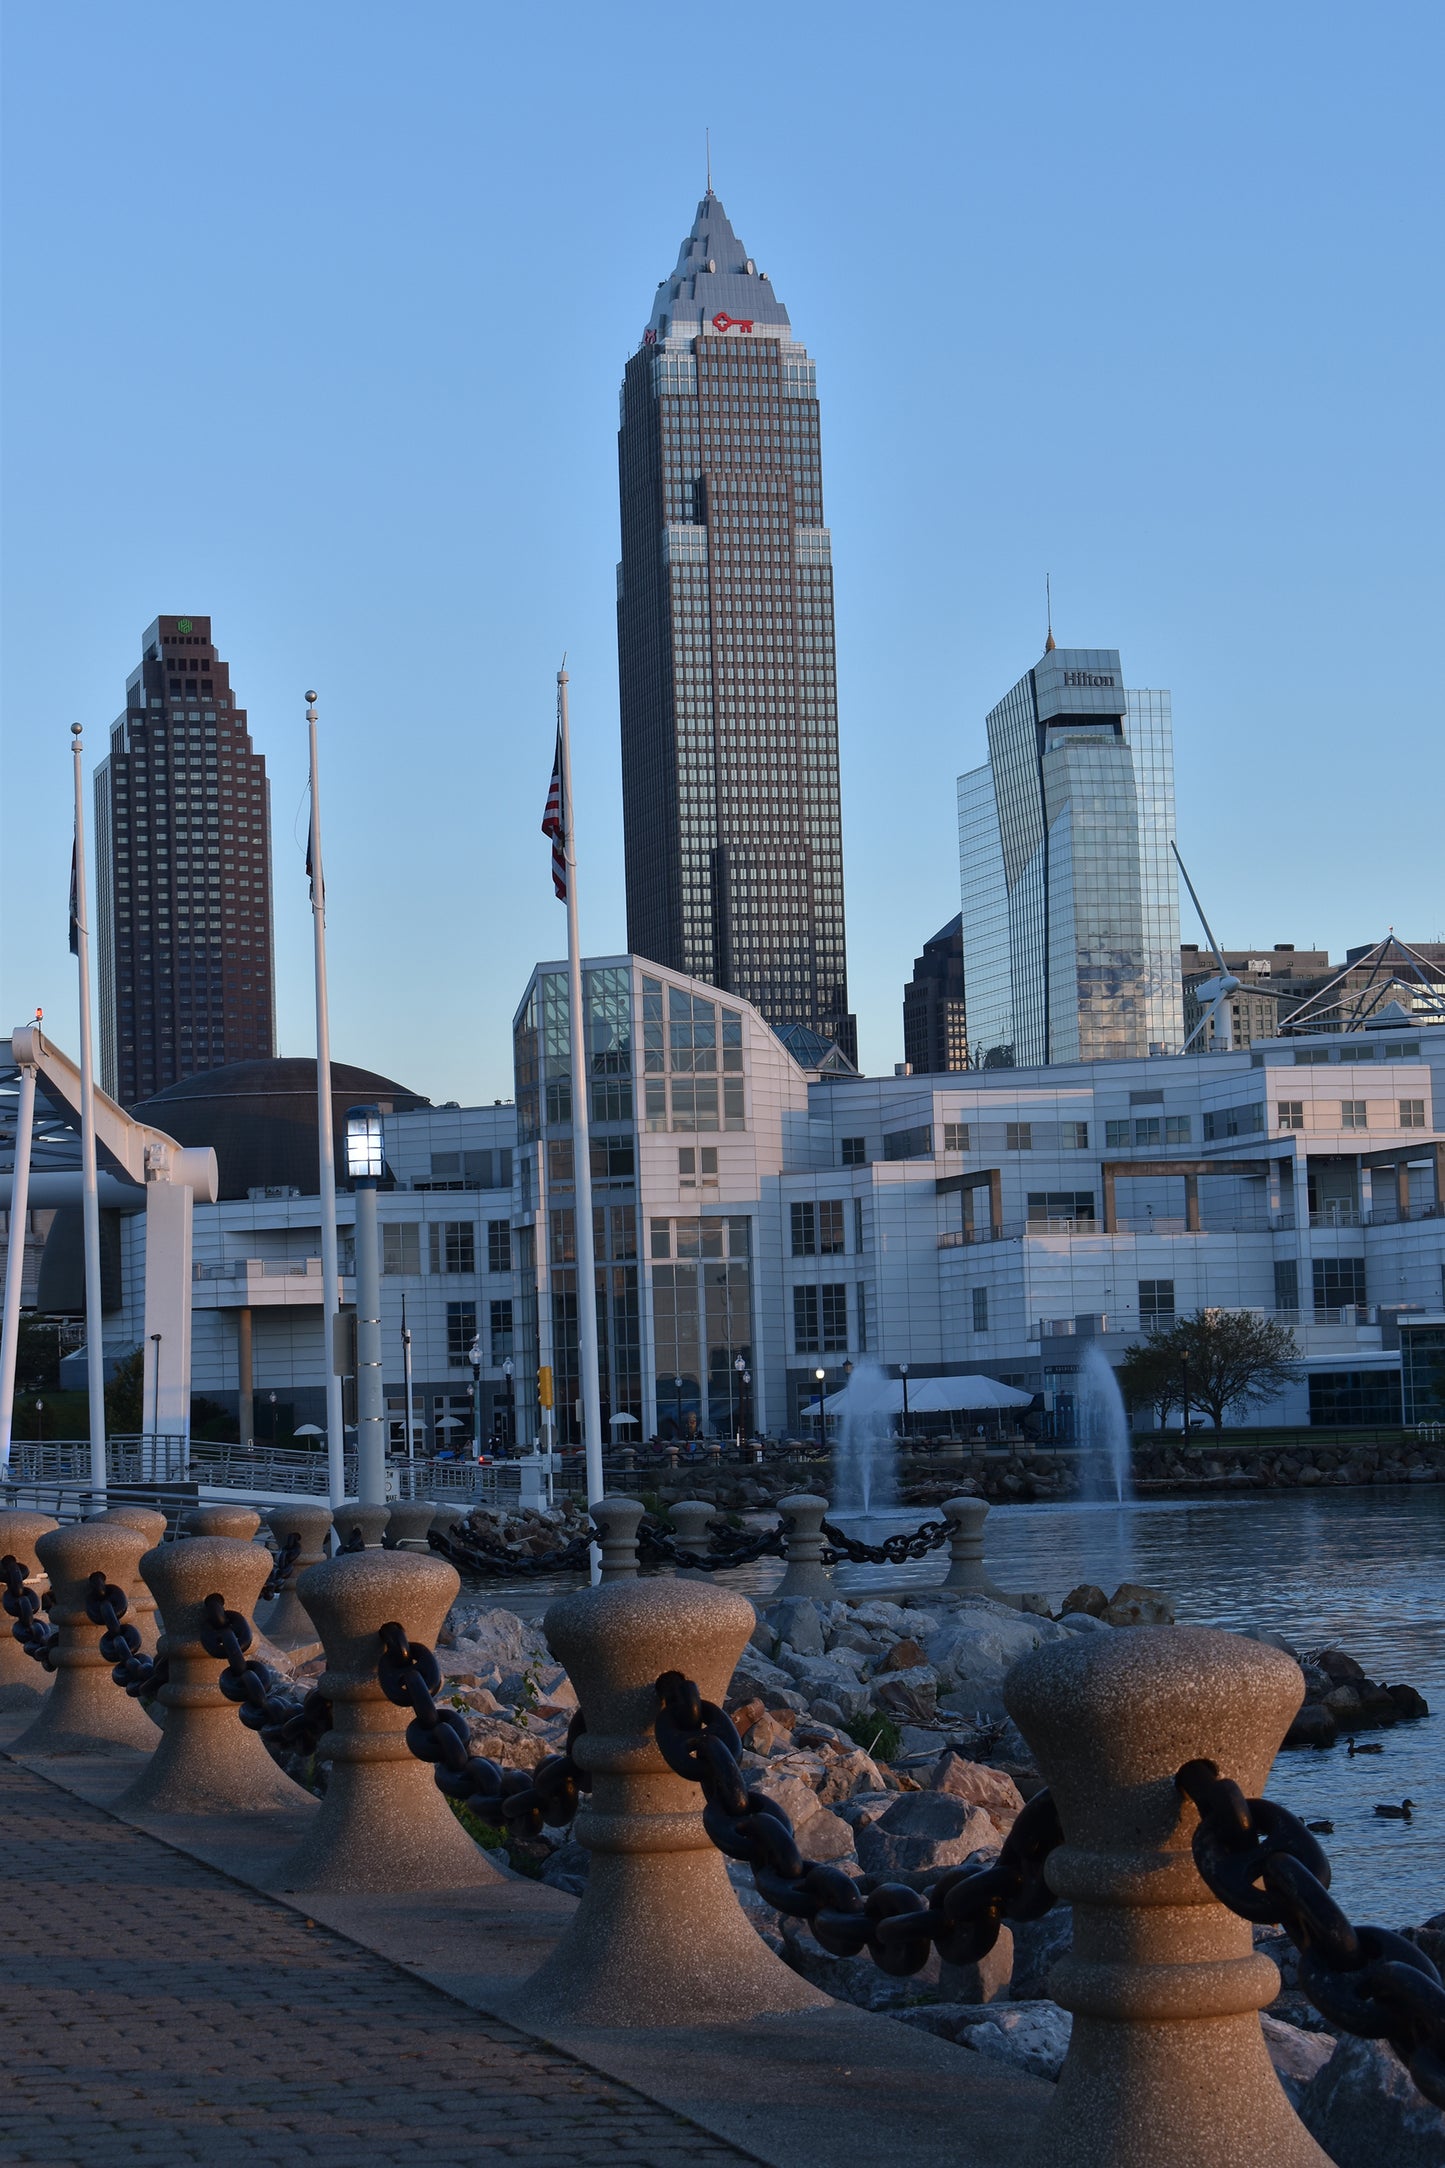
[176,617,193,632]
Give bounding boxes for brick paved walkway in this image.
[0,1757,760,2168]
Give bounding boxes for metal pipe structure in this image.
[70,724,108,1503]
[0,1047,38,1476]
[306,692,346,1511]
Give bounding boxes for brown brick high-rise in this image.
[617,192,855,1065]
[95,614,274,1104]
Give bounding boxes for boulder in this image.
[794,1807,857,1864]
[873,1665,940,1724]
[856,1790,999,1879]
[1060,1584,1108,1618]
[1260,2016,1335,2109]
[776,1657,873,1721]
[763,1598,827,1657]
[929,1750,1025,1826]
[729,1650,799,1701]
[1283,1702,1337,1749]
[749,1769,823,1828]
[814,1746,886,1805]
[1010,1906,1072,2000]
[540,1841,590,1897]
[1388,1682,1430,1719]
[781,1922,942,2010]
[1057,1612,1112,1637]
[1100,1582,1176,1627]
[879,1637,928,1673]
[939,1922,1013,2004]
[1317,1647,1366,1682]
[1299,2032,1445,2166]
[829,1622,888,1657]
[967,2001,1073,2080]
[834,1792,894,1830]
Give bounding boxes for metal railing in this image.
[2,1438,524,1508]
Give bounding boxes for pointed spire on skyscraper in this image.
[1045,573,1057,652]
[706,125,712,197]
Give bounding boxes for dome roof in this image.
[131,1058,430,1200]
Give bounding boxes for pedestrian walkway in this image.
[0,1757,759,2168]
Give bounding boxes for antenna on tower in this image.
[1045,573,1056,653]
[706,126,712,194]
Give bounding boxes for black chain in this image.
[652,1669,1060,1974]
[636,1516,792,1572]
[337,1526,368,1555]
[1,1554,59,1671]
[83,1572,168,1697]
[1177,1757,1445,2107]
[259,1533,302,1602]
[198,1593,333,1756]
[376,1620,589,1836]
[820,1517,950,1566]
[433,1522,598,1579]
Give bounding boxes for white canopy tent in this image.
[820,1374,1033,1415]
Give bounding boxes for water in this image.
[1076,1341,1133,1505]
[465,1486,1444,1923]
[829,1356,897,1523]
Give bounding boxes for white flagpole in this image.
[558,668,604,1571]
[0,1035,38,1478]
[71,722,108,1504]
[307,692,346,1511]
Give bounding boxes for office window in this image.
[700,1145,719,1187]
[943,1122,970,1152]
[818,1200,845,1254]
[1139,1279,1175,1327]
[791,1202,816,1256]
[382,1222,420,1275]
[489,1298,514,1361]
[445,1300,477,1365]
[1006,1122,1033,1151]
[1400,1099,1426,1129]
[1027,1191,1096,1223]
[1203,1103,1265,1141]
[1062,1121,1088,1150]
[820,1284,849,1352]
[883,1123,932,1161]
[1340,1101,1368,1131]
[431,1221,476,1274]
[590,1136,634,1179]
[592,1079,633,1123]
[547,1138,574,1183]
[1165,1116,1192,1145]
[841,1136,866,1167]
[972,1286,989,1332]
[1133,1117,1162,1146]
[793,1283,820,1351]
[678,1147,696,1187]
[856,1283,868,1351]
[650,1218,671,1259]
[1274,1259,1299,1311]
[486,1220,512,1274]
[1105,1120,1130,1148]
[1277,1102,1305,1131]
[853,1197,864,1254]
[1313,1257,1367,1310]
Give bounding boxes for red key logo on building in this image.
[712,312,754,334]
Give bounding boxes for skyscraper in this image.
[95,614,274,1104]
[958,643,1182,1067]
[902,915,968,1074]
[616,190,856,1064]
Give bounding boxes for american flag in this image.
[541,726,566,901]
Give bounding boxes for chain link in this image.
[1,1553,59,1672]
[820,1517,950,1567]
[636,1516,793,1573]
[259,1533,302,1603]
[435,1522,598,1578]
[652,1668,1060,1974]
[197,1593,334,1756]
[376,1620,589,1836]
[83,1572,168,1697]
[1177,1757,1445,2107]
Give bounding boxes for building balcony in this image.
[191,1256,354,1308]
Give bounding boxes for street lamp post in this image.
[345,1105,386,1506]
[813,1366,826,1454]
[148,1332,163,1476]
[734,1354,746,1450]
[502,1357,515,1451]
[673,1374,683,1439]
[899,1361,910,1441]
[267,1390,277,1446]
[469,1338,483,1459]
[400,1295,416,1462]
[34,1399,44,1446]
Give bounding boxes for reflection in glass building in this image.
[958,645,1183,1067]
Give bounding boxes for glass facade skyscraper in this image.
[95,614,275,1105]
[616,191,856,1065]
[958,645,1182,1067]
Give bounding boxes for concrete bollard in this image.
[1006,1625,1332,2168]
[0,1509,59,1710]
[383,1501,436,1552]
[184,1503,261,1540]
[774,1493,832,1597]
[430,1505,466,1544]
[667,1499,717,1561]
[273,1548,502,1892]
[92,1507,168,1654]
[10,1523,160,1756]
[936,1496,1011,1600]
[590,1495,645,1581]
[508,1577,829,2027]
[257,1504,333,1653]
[114,1536,308,1817]
[334,1500,391,1549]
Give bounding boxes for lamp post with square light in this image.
[346,1105,386,1505]
[813,1366,826,1453]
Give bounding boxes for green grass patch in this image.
[843,1711,901,1765]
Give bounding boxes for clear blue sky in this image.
[3,1,1440,1104]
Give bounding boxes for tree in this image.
[1125,1310,1299,1432]
[105,1346,145,1433]
[1117,1339,1183,1429]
